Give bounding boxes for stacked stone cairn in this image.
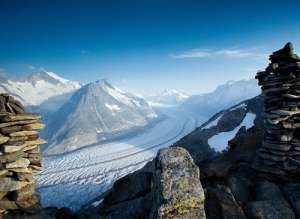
[0,94,46,215]
[255,42,300,179]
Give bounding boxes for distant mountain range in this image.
[181,79,260,118]
[0,71,261,156]
[43,79,158,155]
[0,70,81,106]
[145,89,189,106]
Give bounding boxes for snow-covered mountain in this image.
[43,79,158,155]
[181,79,260,118]
[146,89,189,106]
[0,70,81,106]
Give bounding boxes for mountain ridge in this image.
[0,70,81,106]
[43,79,158,155]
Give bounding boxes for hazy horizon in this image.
[1,0,300,95]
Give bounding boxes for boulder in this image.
[150,147,206,219]
[99,147,206,219]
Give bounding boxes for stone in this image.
[3,139,46,153]
[11,184,35,201]
[9,131,38,137]
[151,147,206,219]
[22,123,45,130]
[0,198,18,210]
[8,168,31,173]
[0,126,22,135]
[55,207,74,219]
[29,165,42,171]
[3,145,25,153]
[262,142,291,151]
[23,145,38,152]
[0,134,9,144]
[0,192,6,200]
[258,151,287,162]
[103,171,152,207]
[206,185,246,219]
[102,195,152,219]
[227,173,251,207]
[6,158,30,169]
[0,178,28,192]
[7,136,28,143]
[0,170,8,177]
[283,183,300,218]
[246,200,296,219]
[15,193,39,209]
[0,120,40,128]
[0,150,25,163]
[16,173,35,183]
[254,180,284,201]
[0,114,41,122]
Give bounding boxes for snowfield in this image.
[208,112,256,152]
[36,106,201,211]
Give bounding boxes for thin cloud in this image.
[170,48,267,59]
[28,65,36,70]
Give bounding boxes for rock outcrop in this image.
[0,94,45,215]
[95,147,206,219]
[255,42,300,179]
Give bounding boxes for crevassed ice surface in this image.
[36,107,202,211]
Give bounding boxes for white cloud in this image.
[170,47,267,59]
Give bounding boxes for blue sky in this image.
[1,0,300,94]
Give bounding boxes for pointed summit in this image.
[270,42,300,63]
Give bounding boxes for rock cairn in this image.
[255,42,300,179]
[0,94,46,215]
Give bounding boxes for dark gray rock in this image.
[103,171,152,207]
[246,200,296,219]
[282,183,300,218]
[206,185,246,219]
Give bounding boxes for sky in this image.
[1,0,300,95]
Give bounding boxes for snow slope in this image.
[43,80,158,155]
[36,106,199,211]
[0,70,81,106]
[208,112,256,152]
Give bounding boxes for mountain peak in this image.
[0,70,82,106]
[28,70,71,85]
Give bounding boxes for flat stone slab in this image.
[6,158,30,169]
[0,178,29,192]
